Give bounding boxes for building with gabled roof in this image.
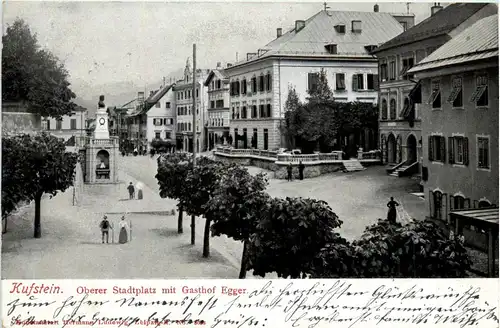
[372,2,496,182]
[143,83,176,150]
[225,7,406,151]
[204,63,230,150]
[407,14,498,247]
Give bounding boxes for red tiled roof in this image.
[374,3,489,53]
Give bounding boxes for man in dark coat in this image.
[287,163,293,182]
[298,161,305,180]
[387,197,400,223]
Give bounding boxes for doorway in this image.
[387,134,397,164]
[406,134,417,164]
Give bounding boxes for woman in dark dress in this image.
[387,197,399,223]
[118,216,129,244]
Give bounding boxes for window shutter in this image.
[463,137,469,165]
[428,136,433,161]
[448,137,454,164]
[352,74,358,91]
[443,193,448,223]
[373,74,379,90]
[449,195,455,211]
[440,136,446,162]
[429,190,434,218]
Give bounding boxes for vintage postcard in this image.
[1,1,499,327]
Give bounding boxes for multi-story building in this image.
[41,105,88,145]
[173,60,209,153]
[143,84,176,149]
[408,14,498,224]
[225,7,406,151]
[204,63,230,150]
[372,2,497,176]
[124,92,147,152]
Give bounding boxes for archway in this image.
[387,134,397,164]
[406,134,417,164]
[96,150,110,168]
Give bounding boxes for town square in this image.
[2,2,498,280]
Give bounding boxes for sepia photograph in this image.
[2,1,498,281]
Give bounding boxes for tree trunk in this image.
[2,217,7,234]
[34,193,42,238]
[177,206,183,234]
[239,240,248,279]
[202,218,211,258]
[190,215,195,245]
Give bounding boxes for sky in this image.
[3,1,434,100]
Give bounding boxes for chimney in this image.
[277,28,283,38]
[431,3,443,16]
[374,4,379,12]
[216,62,222,69]
[295,20,305,33]
[247,53,257,60]
[227,63,233,68]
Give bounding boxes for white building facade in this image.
[41,106,88,145]
[225,9,405,151]
[144,84,176,150]
[204,65,231,150]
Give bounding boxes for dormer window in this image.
[365,45,377,53]
[325,44,338,54]
[352,20,362,33]
[334,24,346,34]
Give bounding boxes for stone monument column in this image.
[94,95,110,140]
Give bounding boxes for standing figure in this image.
[136,181,144,200]
[387,197,400,223]
[287,163,293,182]
[99,216,110,244]
[298,161,305,180]
[128,182,135,200]
[118,216,129,244]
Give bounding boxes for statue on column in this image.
[98,95,106,112]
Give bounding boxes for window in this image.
[56,119,62,130]
[427,81,441,109]
[241,106,247,119]
[351,20,362,33]
[196,89,199,98]
[389,99,396,120]
[451,195,467,210]
[165,132,171,139]
[433,191,443,221]
[231,107,235,119]
[252,105,257,118]
[216,80,221,89]
[334,24,346,34]
[166,102,170,108]
[478,200,492,208]
[336,73,346,91]
[210,101,215,109]
[155,132,161,139]
[477,136,489,169]
[266,104,271,118]
[308,73,320,93]
[259,104,265,118]
[259,75,265,92]
[42,120,50,130]
[155,102,161,108]
[352,74,363,91]
[380,63,388,81]
[325,44,337,54]
[381,99,388,120]
[389,61,396,80]
[401,21,408,31]
[266,74,272,91]
[470,74,488,107]
[448,77,463,108]
[70,119,77,130]
[367,74,377,90]
[216,100,224,108]
[448,136,468,165]
[428,135,446,162]
[188,123,191,131]
[188,90,191,98]
[251,77,257,93]
[241,79,247,94]
[177,123,180,131]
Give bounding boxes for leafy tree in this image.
[2,133,78,238]
[283,85,302,149]
[2,19,77,119]
[307,68,333,101]
[207,165,269,278]
[248,197,342,278]
[156,153,193,233]
[179,157,229,257]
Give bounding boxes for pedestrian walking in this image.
[135,181,144,200]
[99,216,111,244]
[118,216,129,244]
[127,182,135,200]
[298,161,305,180]
[287,163,293,182]
[387,197,400,223]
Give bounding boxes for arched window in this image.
[381,99,388,120]
[188,123,191,131]
[433,191,443,220]
[241,106,247,119]
[454,195,465,210]
[390,98,397,120]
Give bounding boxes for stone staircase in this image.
[342,159,366,172]
[389,165,410,177]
